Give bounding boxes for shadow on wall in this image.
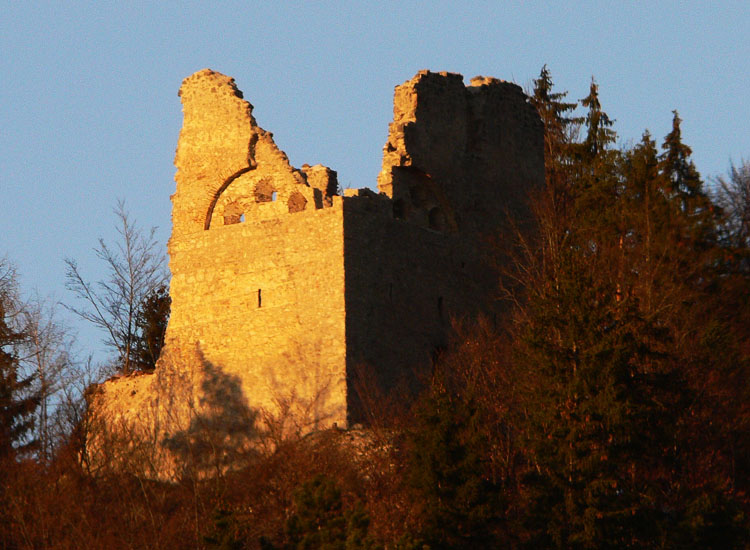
[84,346,263,480]
[86,343,348,479]
[161,349,261,479]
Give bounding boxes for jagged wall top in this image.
[172,69,335,239]
[378,70,544,234]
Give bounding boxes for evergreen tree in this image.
[517,237,682,548]
[132,284,170,372]
[0,264,38,463]
[618,132,672,313]
[574,78,620,232]
[530,65,582,217]
[408,382,503,549]
[660,111,707,212]
[530,65,580,171]
[656,112,721,276]
[284,475,374,550]
[203,508,244,550]
[511,103,749,546]
[580,78,617,162]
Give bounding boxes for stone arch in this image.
[287,191,307,213]
[203,167,253,230]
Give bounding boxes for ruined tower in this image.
[92,69,543,454]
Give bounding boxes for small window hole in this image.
[255,180,277,203]
[223,201,244,225]
[288,191,308,213]
[429,207,446,231]
[257,288,262,308]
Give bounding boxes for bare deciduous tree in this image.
[18,297,74,462]
[64,200,168,375]
[713,159,750,248]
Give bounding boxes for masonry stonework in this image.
[91,69,543,462]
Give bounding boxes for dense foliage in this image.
[1,67,748,549]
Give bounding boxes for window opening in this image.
[255,180,277,203]
[257,288,262,308]
[287,191,308,213]
[428,207,446,231]
[223,202,244,225]
[393,199,406,219]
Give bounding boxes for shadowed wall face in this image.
[346,71,544,423]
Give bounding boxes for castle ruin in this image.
[91,69,543,465]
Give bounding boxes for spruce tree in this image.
[573,79,620,242]
[530,65,580,170]
[660,111,706,211]
[284,475,374,550]
[513,102,749,546]
[132,284,170,372]
[580,78,616,162]
[517,236,682,548]
[408,382,503,549]
[0,284,38,462]
[530,65,582,216]
[619,132,672,314]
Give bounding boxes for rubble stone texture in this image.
[91,69,543,467]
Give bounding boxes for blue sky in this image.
[2,2,749,362]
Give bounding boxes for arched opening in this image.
[287,191,307,213]
[203,166,252,230]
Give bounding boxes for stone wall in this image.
[167,203,348,429]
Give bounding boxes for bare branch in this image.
[63,200,168,374]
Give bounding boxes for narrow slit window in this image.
[257,288,262,308]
